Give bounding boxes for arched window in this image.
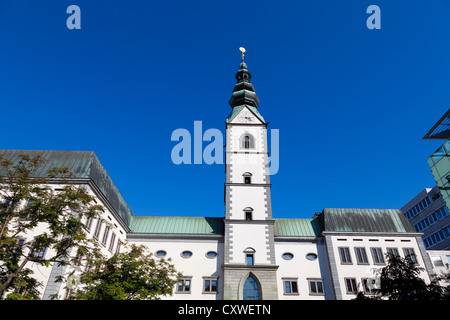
[244,136,250,149]
[243,207,253,221]
[243,172,252,184]
[244,247,255,265]
[243,275,260,300]
[240,134,255,149]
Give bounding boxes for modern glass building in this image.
[422,109,450,249]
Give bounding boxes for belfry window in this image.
[240,134,255,149]
[244,136,250,149]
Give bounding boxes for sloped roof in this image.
[319,208,416,233]
[130,216,323,237]
[130,216,224,235]
[0,150,134,227]
[274,219,321,237]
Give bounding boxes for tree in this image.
[70,243,181,300]
[355,253,446,300]
[432,263,450,299]
[0,153,103,299]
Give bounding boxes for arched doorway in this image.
[243,275,260,300]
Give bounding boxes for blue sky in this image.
[1,1,450,219]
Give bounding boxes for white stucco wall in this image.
[228,224,270,264]
[130,238,223,300]
[328,235,431,300]
[274,241,332,300]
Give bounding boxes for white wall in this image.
[275,241,332,300]
[229,224,270,264]
[130,238,223,300]
[328,235,431,300]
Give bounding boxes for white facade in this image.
[427,250,450,287]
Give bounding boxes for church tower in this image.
[222,49,278,300]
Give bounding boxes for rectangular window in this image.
[354,247,369,264]
[345,278,358,294]
[283,279,299,294]
[85,216,94,232]
[108,232,116,252]
[403,248,418,264]
[386,247,399,258]
[431,256,444,267]
[93,219,102,239]
[31,246,47,259]
[246,254,254,266]
[177,278,192,293]
[10,238,25,255]
[203,278,218,293]
[371,248,385,264]
[116,240,122,254]
[308,279,324,295]
[101,226,110,246]
[245,212,252,220]
[244,177,251,184]
[362,278,374,294]
[339,247,352,264]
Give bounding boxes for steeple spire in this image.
[228,48,260,109]
[239,47,246,62]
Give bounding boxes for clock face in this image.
[237,110,254,123]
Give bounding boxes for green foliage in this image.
[0,153,103,299]
[71,244,181,300]
[355,253,450,300]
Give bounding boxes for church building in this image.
[0,53,442,300]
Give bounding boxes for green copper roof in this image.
[274,219,321,237]
[130,216,224,235]
[319,208,416,233]
[228,62,260,108]
[0,150,134,227]
[130,216,322,237]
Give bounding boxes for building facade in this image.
[1,58,446,300]
[401,186,450,250]
[424,110,450,213]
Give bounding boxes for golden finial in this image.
[239,47,246,62]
